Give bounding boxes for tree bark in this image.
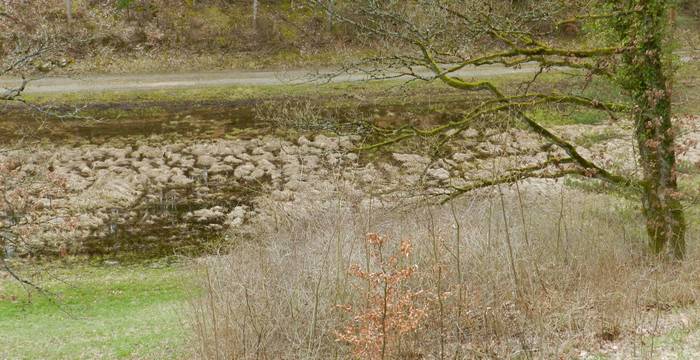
[327,0,334,32]
[636,97,686,259]
[65,0,72,21]
[253,0,259,28]
[627,0,686,259]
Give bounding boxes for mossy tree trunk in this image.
[635,79,686,259]
[338,0,689,258]
[619,0,686,258]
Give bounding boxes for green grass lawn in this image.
[0,260,195,359]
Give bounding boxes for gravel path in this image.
[0,64,544,94]
[3,52,698,94]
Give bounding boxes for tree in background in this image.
[326,0,688,258]
[65,0,72,21]
[1,2,61,101]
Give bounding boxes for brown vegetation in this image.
[4,1,695,74]
[188,181,700,359]
[1,0,359,73]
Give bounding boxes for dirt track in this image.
[0,64,544,94]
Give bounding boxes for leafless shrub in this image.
[0,151,73,258]
[187,179,700,359]
[335,234,427,359]
[1,0,359,67]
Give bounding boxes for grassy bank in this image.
[0,260,194,359]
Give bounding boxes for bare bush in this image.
[335,234,428,359]
[0,151,73,258]
[1,0,360,73]
[187,180,700,359]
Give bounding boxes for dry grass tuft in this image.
[187,180,700,359]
